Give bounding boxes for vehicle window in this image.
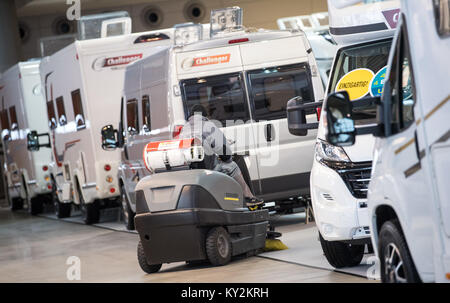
[142,95,151,132]
[181,73,250,124]
[71,89,85,130]
[433,0,450,37]
[56,96,67,126]
[387,34,401,129]
[400,53,414,128]
[46,100,57,130]
[126,99,139,135]
[329,39,392,126]
[9,106,18,130]
[387,24,415,133]
[247,63,314,121]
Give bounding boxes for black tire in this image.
[120,184,135,230]
[51,178,71,218]
[29,196,44,215]
[137,241,162,274]
[10,197,24,211]
[379,220,421,283]
[206,227,232,266]
[77,183,100,225]
[319,233,365,268]
[55,201,71,218]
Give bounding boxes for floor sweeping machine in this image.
[134,138,271,274]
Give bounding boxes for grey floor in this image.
[0,207,376,283]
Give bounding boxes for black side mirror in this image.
[286,96,323,136]
[27,130,51,151]
[325,91,356,147]
[101,125,119,150]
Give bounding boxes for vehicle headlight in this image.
[315,139,350,164]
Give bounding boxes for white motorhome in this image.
[31,13,174,224]
[0,60,52,214]
[324,0,450,283]
[277,12,338,87]
[287,0,400,268]
[102,7,324,230]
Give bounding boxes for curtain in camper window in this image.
[8,106,18,130]
[46,100,57,129]
[56,96,67,126]
[142,95,151,132]
[126,99,139,135]
[71,89,85,130]
[1,110,10,130]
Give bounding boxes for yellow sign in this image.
[335,68,374,100]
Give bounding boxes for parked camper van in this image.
[324,0,450,283]
[101,7,325,230]
[28,12,174,224]
[0,60,52,214]
[287,0,400,268]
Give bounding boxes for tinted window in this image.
[142,95,151,132]
[47,100,57,129]
[56,96,67,126]
[181,73,250,124]
[126,99,138,135]
[247,64,314,121]
[9,106,18,130]
[71,89,85,130]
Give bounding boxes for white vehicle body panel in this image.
[39,29,173,204]
[369,0,450,282]
[0,61,52,200]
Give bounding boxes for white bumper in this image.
[311,160,371,242]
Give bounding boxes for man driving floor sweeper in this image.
[134,107,286,273]
[180,104,264,210]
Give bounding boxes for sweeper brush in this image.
[264,230,288,252]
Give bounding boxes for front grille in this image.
[337,162,372,199]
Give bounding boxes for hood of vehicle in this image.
[342,134,375,162]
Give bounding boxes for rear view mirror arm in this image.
[35,132,51,148]
[286,100,323,112]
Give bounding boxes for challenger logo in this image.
[182,54,231,70]
[92,54,143,71]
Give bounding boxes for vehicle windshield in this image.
[328,39,392,125]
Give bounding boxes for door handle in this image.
[265,124,274,142]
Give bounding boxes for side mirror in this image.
[325,91,356,147]
[101,125,119,150]
[286,96,323,136]
[27,130,51,151]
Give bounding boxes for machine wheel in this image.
[319,233,365,268]
[206,227,232,266]
[52,178,71,218]
[78,185,100,225]
[379,220,420,283]
[120,184,135,230]
[137,241,162,274]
